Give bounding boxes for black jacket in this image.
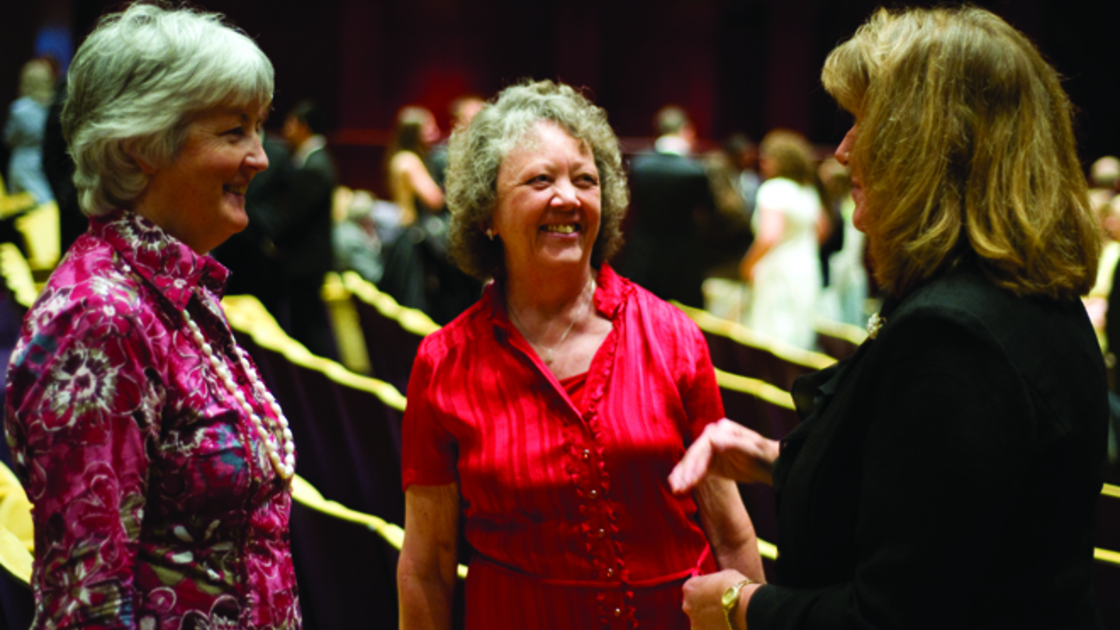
[749,265,1108,629]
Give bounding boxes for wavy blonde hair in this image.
[822,6,1098,300]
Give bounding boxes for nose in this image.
[245,136,269,174]
[835,125,856,166]
[551,177,581,208]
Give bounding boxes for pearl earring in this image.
[486,229,495,241]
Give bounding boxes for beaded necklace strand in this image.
[181,297,296,480]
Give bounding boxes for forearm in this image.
[397,554,456,630]
[696,476,764,582]
[398,483,460,630]
[739,239,772,281]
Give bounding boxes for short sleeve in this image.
[400,338,459,490]
[755,178,799,216]
[679,318,725,444]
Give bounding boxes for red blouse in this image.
[402,264,723,629]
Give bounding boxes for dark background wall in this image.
[5,0,1119,194]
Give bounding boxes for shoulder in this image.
[612,271,705,343]
[633,152,703,174]
[7,242,163,407]
[304,147,337,176]
[891,268,1090,342]
[32,239,149,326]
[757,177,799,200]
[391,150,423,172]
[877,267,1105,416]
[414,296,489,365]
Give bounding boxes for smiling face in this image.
[491,121,601,279]
[138,103,270,254]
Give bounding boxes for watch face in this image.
[722,582,741,609]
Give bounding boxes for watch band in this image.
[722,578,756,630]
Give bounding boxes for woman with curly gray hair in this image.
[398,79,759,629]
[5,3,301,628]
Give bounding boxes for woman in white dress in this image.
[740,129,823,350]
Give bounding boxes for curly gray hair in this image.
[63,2,274,217]
[446,79,628,281]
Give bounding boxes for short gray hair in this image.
[63,2,274,217]
[446,79,628,281]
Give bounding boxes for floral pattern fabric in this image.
[5,210,301,629]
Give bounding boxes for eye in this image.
[577,173,599,187]
[527,174,551,186]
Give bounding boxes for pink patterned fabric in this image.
[402,264,723,629]
[5,210,301,629]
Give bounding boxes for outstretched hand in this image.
[669,419,780,494]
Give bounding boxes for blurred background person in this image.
[5,4,301,628]
[382,103,482,323]
[386,105,443,227]
[429,93,485,188]
[739,129,824,349]
[4,59,55,205]
[696,139,754,320]
[275,98,337,357]
[1090,155,1119,194]
[333,187,400,284]
[725,132,761,221]
[816,155,868,327]
[624,104,715,308]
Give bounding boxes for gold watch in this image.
[721,578,755,630]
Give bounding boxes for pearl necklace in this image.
[866,311,886,340]
[509,277,596,364]
[181,302,296,480]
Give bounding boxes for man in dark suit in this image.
[623,105,715,308]
[276,100,336,357]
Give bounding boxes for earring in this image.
[486,229,495,241]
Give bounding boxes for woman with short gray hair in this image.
[5,3,301,628]
[399,80,760,629]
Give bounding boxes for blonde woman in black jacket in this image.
[672,6,1108,630]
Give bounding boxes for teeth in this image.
[543,224,577,234]
[223,185,247,195]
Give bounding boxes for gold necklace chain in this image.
[509,277,596,363]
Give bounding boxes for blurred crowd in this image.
[8,55,1120,361]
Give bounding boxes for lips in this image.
[223,184,248,196]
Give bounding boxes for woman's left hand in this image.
[682,569,756,630]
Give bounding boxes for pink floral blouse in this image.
[4,210,301,629]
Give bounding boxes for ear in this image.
[124,140,158,175]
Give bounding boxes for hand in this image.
[669,419,780,494]
[682,569,756,630]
